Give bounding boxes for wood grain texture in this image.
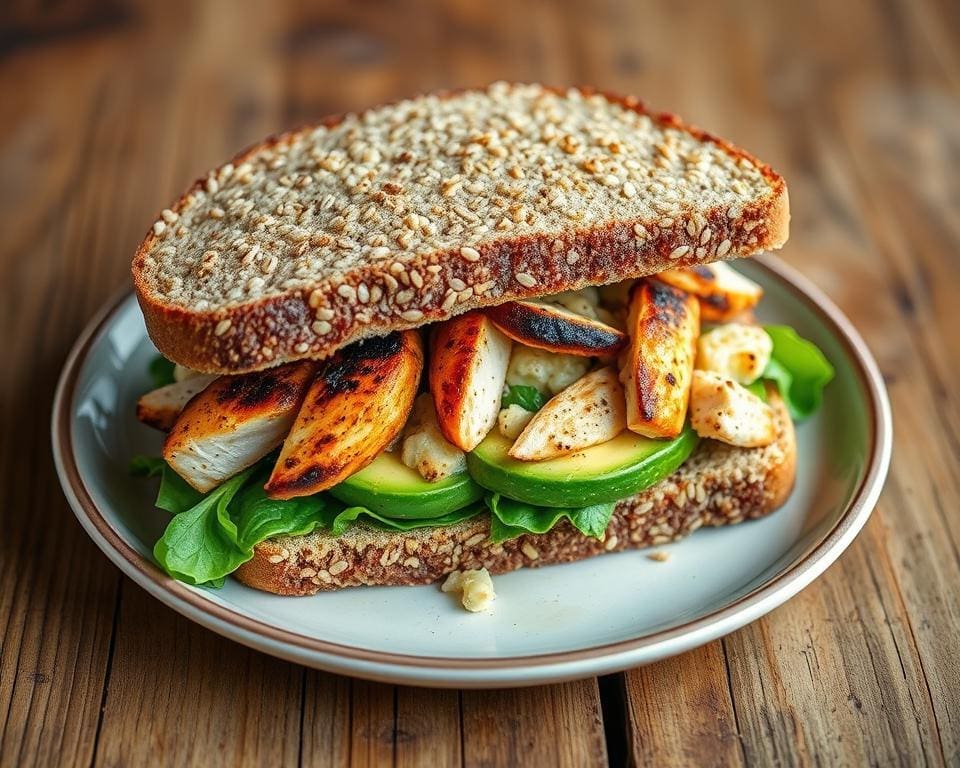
[623,643,743,767]
[0,0,957,765]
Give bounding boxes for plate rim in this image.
[51,255,892,685]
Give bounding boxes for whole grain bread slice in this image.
[234,391,795,596]
[134,83,789,374]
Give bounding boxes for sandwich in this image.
[130,83,833,606]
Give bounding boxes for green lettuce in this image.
[500,384,547,412]
[148,355,176,388]
[485,493,616,544]
[762,326,835,420]
[325,503,483,537]
[132,457,483,585]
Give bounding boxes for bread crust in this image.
[234,392,796,596]
[133,86,789,374]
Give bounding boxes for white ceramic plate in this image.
[52,257,891,688]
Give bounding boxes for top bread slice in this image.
[134,83,789,374]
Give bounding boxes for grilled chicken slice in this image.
[137,375,217,431]
[265,331,423,499]
[162,362,317,492]
[655,262,763,322]
[429,312,512,451]
[485,300,626,356]
[690,370,777,447]
[620,280,700,439]
[509,367,627,461]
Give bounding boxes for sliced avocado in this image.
[467,427,698,507]
[329,451,483,519]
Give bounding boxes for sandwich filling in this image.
[133,262,832,587]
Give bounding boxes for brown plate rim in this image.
[52,255,892,675]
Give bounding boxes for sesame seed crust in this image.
[133,83,789,374]
[234,389,795,595]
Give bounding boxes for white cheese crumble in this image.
[441,568,496,612]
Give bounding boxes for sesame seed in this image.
[395,288,415,304]
[604,535,619,551]
[152,221,166,236]
[209,207,225,219]
[473,280,494,295]
[660,218,674,229]
[337,284,357,300]
[329,560,348,575]
[357,283,370,303]
[403,557,421,568]
[458,287,474,302]
[441,291,457,311]
[670,245,691,260]
[515,272,537,288]
[716,239,732,257]
[371,246,391,259]
[214,319,231,336]
[622,181,637,198]
[448,277,467,291]
[700,227,712,245]
[566,250,580,265]
[161,209,179,224]
[459,246,481,262]
[267,554,285,564]
[261,255,278,274]
[294,342,309,353]
[246,276,264,291]
[410,270,424,289]
[401,309,424,322]
[312,320,332,334]
[308,289,324,308]
[521,542,540,560]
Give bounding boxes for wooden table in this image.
[2,0,958,765]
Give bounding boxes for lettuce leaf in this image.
[500,384,547,412]
[485,493,616,544]
[148,355,176,388]
[763,326,835,420]
[130,454,203,514]
[152,466,258,585]
[325,503,483,537]
[137,456,483,585]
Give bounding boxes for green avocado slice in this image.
[328,451,484,519]
[466,427,699,508]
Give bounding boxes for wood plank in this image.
[300,681,463,767]
[461,680,607,767]
[299,671,351,766]
[348,680,398,767]
[93,585,302,767]
[396,687,462,768]
[623,643,744,768]
[724,519,942,766]
[0,22,133,768]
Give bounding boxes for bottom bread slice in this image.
[235,393,796,596]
